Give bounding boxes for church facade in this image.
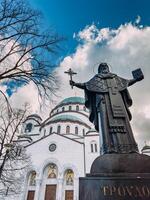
[1,96,150,200]
[19,97,100,200]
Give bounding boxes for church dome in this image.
[50,97,86,116]
[26,114,42,122]
[48,114,90,129]
[49,114,84,123]
[49,96,88,118]
[142,145,150,151]
[86,128,97,134]
[23,114,42,135]
[58,97,85,106]
[22,96,93,140]
[141,143,150,156]
[42,96,92,137]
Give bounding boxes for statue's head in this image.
[98,63,109,74]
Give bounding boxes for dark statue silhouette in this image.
[68,64,150,200]
[70,63,144,154]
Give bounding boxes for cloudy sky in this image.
[8,0,150,149]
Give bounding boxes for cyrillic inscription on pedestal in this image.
[79,177,150,200]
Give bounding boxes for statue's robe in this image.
[84,73,138,154]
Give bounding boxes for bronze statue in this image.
[70,63,144,154]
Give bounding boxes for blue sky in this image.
[28,0,150,147]
[5,0,150,147]
[30,0,150,55]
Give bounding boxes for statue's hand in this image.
[70,80,75,86]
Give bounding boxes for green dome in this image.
[50,114,84,123]
[58,97,85,106]
[88,128,97,132]
[142,145,150,151]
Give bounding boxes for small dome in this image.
[86,128,97,134]
[26,114,42,121]
[142,145,150,151]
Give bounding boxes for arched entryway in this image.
[44,163,58,200]
[26,171,36,200]
[63,169,74,200]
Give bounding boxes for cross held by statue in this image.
[64,68,77,89]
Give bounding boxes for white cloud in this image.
[9,81,40,114]
[0,37,48,117]
[0,38,32,75]
[77,24,113,44]
[3,21,150,150]
[56,22,150,150]
[8,80,57,119]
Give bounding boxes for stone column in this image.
[34,179,42,200]
[57,178,63,200]
[20,179,28,200]
[74,178,79,200]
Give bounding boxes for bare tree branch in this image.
[0,0,63,196]
[0,103,31,196]
[0,0,63,104]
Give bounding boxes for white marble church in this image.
[18,96,100,200]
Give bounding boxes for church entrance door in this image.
[26,191,35,200]
[44,184,57,200]
[65,190,74,200]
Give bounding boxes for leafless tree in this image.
[0,97,31,196]
[0,0,63,195]
[0,0,62,105]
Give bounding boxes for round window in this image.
[49,143,57,152]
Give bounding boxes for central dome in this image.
[43,96,92,136]
[50,97,86,115]
[49,114,85,124]
[58,97,85,106]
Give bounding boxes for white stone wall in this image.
[44,122,89,137]
[15,97,100,200]
[84,132,100,174]
[21,133,85,200]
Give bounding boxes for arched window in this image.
[57,125,61,134]
[91,141,98,153]
[83,129,85,136]
[95,143,97,152]
[44,129,46,136]
[29,171,36,186]
[83,106,86,111]
[75,127,78,135]
[50,127,53,134]
[27,171,36,200]
[66,126,70,134]
[64,169,74,186]
[25,123,33,133]
[69,106,72,111]
[57,109,59,113]
[91,143,94,153]
[47,163,57,178]
[76,105,79,111]
[62,107,65,112]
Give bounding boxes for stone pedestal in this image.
[79,176,150,200]
[79,153,150,200]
